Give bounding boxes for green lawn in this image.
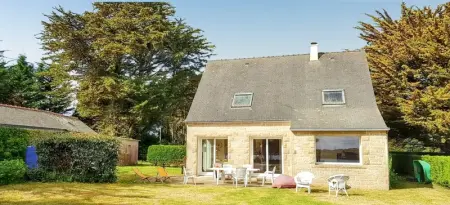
[117,161,183,183]
[0,163,449,205]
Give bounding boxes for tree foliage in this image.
[40,2,214,141]
[0,55,71,113]
[357,3,450,151]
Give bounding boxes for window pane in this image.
[253,139,266,173]
[316,136,360,163]
[215,139,228,163]
[268,139,282,174]
[233,93,253,107]
[201,139,214,172]
[323,90,344,104]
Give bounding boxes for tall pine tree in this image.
[40,2,214,139]
[0,55,71,113]
[7,55,38,107]
[357,3,450,151]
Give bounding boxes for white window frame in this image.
[322,89,346,105]
[315,136,362,165]
[250,138,283,175]
[197,137,228,176]
[232,92,253,108]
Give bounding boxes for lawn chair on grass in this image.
[133,168,155,183]
[294,171,315,194]
[232,168,249,187]
[156,167,172,183]
[328,174,349,197]
[262,166,276,186]
[183,166,197,185]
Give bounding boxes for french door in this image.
[200,138,228,174]
[252,139,282,174]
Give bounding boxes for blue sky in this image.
[0,0,448,64]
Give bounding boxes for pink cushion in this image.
[272,175,296,188]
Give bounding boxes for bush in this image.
[28,132,120,183]
[147,145,185,166]
[389,155,404,189]
[0,159,26,185]
[389,152,450,176]
[422,155,450,187]
[0,127,30,161]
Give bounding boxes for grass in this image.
[0,162,449,205]
[117,161,183,183]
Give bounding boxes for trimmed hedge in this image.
[0,159,26,185]
[422,155,450,187]
[390,152,450,176]
[28,132,120,183]
[147,145,185,166]
[0,127,30,161]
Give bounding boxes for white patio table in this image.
[208,167,260,185]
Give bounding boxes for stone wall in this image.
[186,122,389,190]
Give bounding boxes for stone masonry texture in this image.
[186,122,389,190]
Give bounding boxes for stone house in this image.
[0,103,138,165]
[185,43,389,190]
[0,104,95,132]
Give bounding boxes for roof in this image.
[186,51,388,131]
[0,104,96,133]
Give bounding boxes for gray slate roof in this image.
[186,51,388,131]
[0,104,95,133]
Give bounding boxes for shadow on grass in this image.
[391,180,433,189]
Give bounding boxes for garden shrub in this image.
[389,155,404,189]
[389,152,450,176]
[0,159,26,185]
[422,155,450,187]
[0,127,30,161]
[28,132,120,183]
[147,145,185,166]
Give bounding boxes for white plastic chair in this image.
[216,164,233,185]
[262,166,276,186]
[183,166,196,185]
[243,164,255,183]
[232,167,248,187]
[213,163,222,180]
[294,171,315,194]
[328,174,349,197]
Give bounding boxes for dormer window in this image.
[322,89,345,105]
[232,93,253,108]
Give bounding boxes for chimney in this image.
[310,42,318,61]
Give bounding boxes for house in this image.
[185,43,390,190]
[0,103,139,165]
[0,104,95,132]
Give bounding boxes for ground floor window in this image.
[315,136,360,164]
[252,139,282,173]
[201,139,228,172]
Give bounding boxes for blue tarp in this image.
[25,146,38,169]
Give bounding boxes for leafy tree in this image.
[0,62,8,103]
[357,3,450,151]
[40,2,214,140]
[0,55,71,113]
[31,63,72,113]
[0,42,8,102]
[6,55,37,107]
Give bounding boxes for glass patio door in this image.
[201,139,214,172]
[252,139,282,174]
[201,139,228,173]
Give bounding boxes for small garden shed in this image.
[118,138,139,166]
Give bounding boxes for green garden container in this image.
[413,160,432,183]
